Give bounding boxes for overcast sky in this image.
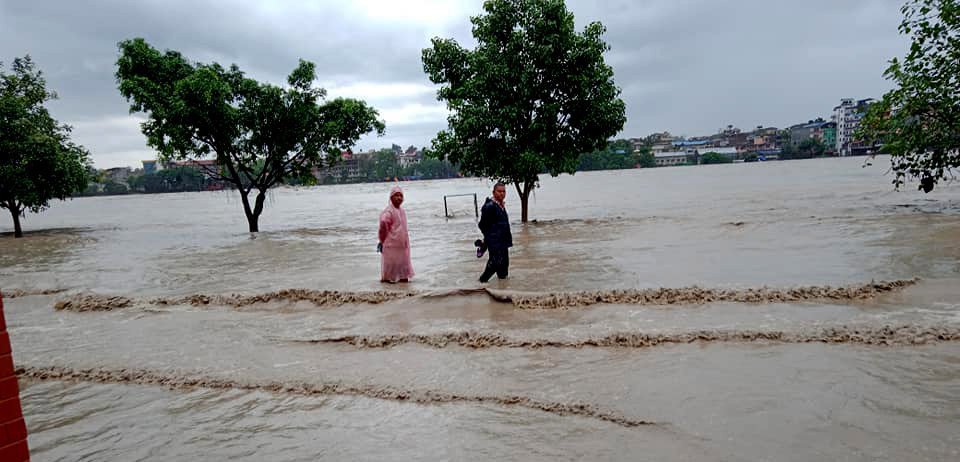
[1,0,907,168]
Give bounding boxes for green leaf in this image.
[1,56,91,228]
[422,0,625,220]
[114,39,385,230]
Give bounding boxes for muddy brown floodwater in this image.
[2,157,960,461]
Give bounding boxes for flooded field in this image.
[2,156,959,461]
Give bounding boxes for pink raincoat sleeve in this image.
[378,209,393,244]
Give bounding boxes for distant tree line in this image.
[78,166,219,196]
[780,137,828,160]
[576,139,655,171]
[317,148,461,184]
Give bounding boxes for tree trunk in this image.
[515,181,534,223]
[251,189,267,231]
[9,204,22,238]
[245,211,259,233]
[238,189,260,233]
[221,154,267,233]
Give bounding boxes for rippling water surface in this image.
[3,157,960,461]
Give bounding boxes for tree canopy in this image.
[781,138,827,160]
[700,152,733,165]
[636,146,656,168]
[422,0,626,221]
[578,139,637,171]
[859,0,960,192]
[116,38,385,231]
[1,56,90,238]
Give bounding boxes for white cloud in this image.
[92,150,158,169]
[68,115,146,132]
[324,81,435,101]
[380,102,449,127]
[344,0,477,27]
[1,0,909,168]
[67,115,155,168]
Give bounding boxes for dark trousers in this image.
[480,248,509,282]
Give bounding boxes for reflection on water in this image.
[3,157,960,460]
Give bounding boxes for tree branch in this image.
[225,149,257,194]
[261,143,322,189]
[256,147,295,190]
[220,151,246,193]
[182,133,232,183]
[196,163,231,183]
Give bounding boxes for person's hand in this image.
[377,242,383,253]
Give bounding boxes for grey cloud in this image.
[567,0,905,134]
[2,0,909,167]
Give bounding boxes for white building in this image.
[833,98,854,156]
[398,147,421,168]
[103,167,133,183]
[833,98,873,156]
[654,151,688,167]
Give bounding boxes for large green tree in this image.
[577,139,636,171]
[422,0,626,222]
[128,166,208,193]
[859,0,960,192]
[413,157,458,179]
[798,138,827,158]
[781,138,827,160]
[636,145,656,168]
[1,56,90,238]
[116,38,385,231]
[700,152,733,165]
[372,148,400,181]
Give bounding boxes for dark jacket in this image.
[479,197,512,250]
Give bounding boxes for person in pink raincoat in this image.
[377,186,414,283]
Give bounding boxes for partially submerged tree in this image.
[859,0,960,192]
[636,146,656,168]
[781,138,827,160]
[577,139,636,171]
[0,56,90,238]
[116,38,385,231]
[700,152,733,165]
[422,0,626,222]
[372,148,400,181]
[798,138,827,158]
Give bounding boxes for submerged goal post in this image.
[443,193,478,218]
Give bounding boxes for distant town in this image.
[82,96,879,196]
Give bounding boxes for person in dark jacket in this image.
[478,182,512,282]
